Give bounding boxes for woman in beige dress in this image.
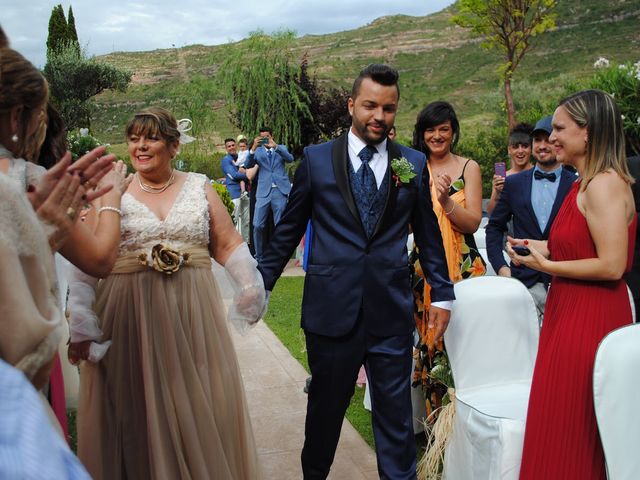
[72,108,264,479]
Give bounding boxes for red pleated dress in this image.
[519,182,637,479]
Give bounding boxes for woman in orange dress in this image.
[410,101,486,419]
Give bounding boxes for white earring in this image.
[11,133,18,143]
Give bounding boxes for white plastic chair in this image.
[593,323,640,480]
[443,276,539,480]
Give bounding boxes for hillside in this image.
[92,0,640,149]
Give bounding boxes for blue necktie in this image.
[358,145,378,207]
[267,148,273,162]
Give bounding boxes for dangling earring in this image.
[11,133,18,143]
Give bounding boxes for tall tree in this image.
[66,6,80,53]
[46,4,68,57]
[44,44,131,129]
[219,30,311,149]
[452,0,557,130]
[295,54,350,154]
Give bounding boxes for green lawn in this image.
[263,276,376,448]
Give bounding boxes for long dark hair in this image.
[412,101,460,157]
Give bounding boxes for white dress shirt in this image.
[346,128,452,311]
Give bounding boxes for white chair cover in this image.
[593,323,640,480]
[443,276,539,480]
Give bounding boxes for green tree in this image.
[295,54,350,154]
[219,30,311,149]
[452,0,557,130]
[66,6,80,53]
[46,4,68,56]
[44,44,131,130]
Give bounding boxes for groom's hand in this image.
[428,306,451,344]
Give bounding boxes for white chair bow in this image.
[593,323,640,480]
[443,276,539,480]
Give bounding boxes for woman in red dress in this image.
[508,89,637,479]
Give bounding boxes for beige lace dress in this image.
[77,172,259,479]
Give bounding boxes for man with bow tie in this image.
[258,64,453,479]
[487,115,576,320]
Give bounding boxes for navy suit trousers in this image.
[302,314,416,480]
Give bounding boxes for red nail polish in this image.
[27,184,36,193]
[524,240,529,245]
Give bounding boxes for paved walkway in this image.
[221,260,378,479]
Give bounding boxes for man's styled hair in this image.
[258,126,273,135]
[351,64,400,99]
[224,138,235,144]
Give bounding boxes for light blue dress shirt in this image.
[531,165,563,232]
[0,359,90,480]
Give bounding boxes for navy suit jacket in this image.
[259,134,454,337]
[245,144,294,197]
[624,155,640,309]
[486,166,576,288]
[221,154,247,199]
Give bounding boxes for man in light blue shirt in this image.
[0,359,90,479]
[487,115,576,321]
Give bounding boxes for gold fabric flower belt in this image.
[111,245,211,275]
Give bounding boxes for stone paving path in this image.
[218,260,379,479]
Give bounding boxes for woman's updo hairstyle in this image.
[126,107,180,147]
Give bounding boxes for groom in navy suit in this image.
[486,115,576,319]
[259,64,454,479]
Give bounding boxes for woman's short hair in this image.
[126,107,180,146]
[412,101,460,156]
[559,89,633,189]
[0,47,49,159]
[508,123,533,147]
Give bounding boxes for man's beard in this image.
[536,157,557,168]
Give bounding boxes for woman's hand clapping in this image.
[434,172,452,207]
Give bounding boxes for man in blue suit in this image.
[244,126,294,261]
[259,64,454,479]
[220,137,248,219]
[486,116,576,319]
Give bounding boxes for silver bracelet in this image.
[98,206,123,217]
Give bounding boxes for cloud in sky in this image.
[1,0,454,67]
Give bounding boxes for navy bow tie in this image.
[534,170,556,182]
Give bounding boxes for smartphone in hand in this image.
[512,246,531,256]
[494,162,507,178]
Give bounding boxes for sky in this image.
[1,0,455,67]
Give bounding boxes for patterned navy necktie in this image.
[358,145,378,206]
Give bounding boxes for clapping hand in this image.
[434,172,452,207]
[97,160,132,195]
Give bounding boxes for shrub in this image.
[587,59,640,156]
[67,129,102,161]
[211,182,235,218]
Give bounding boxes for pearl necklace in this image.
[137,170,175,194]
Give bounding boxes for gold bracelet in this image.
[98,206,123,217]
[444,202,456,215]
